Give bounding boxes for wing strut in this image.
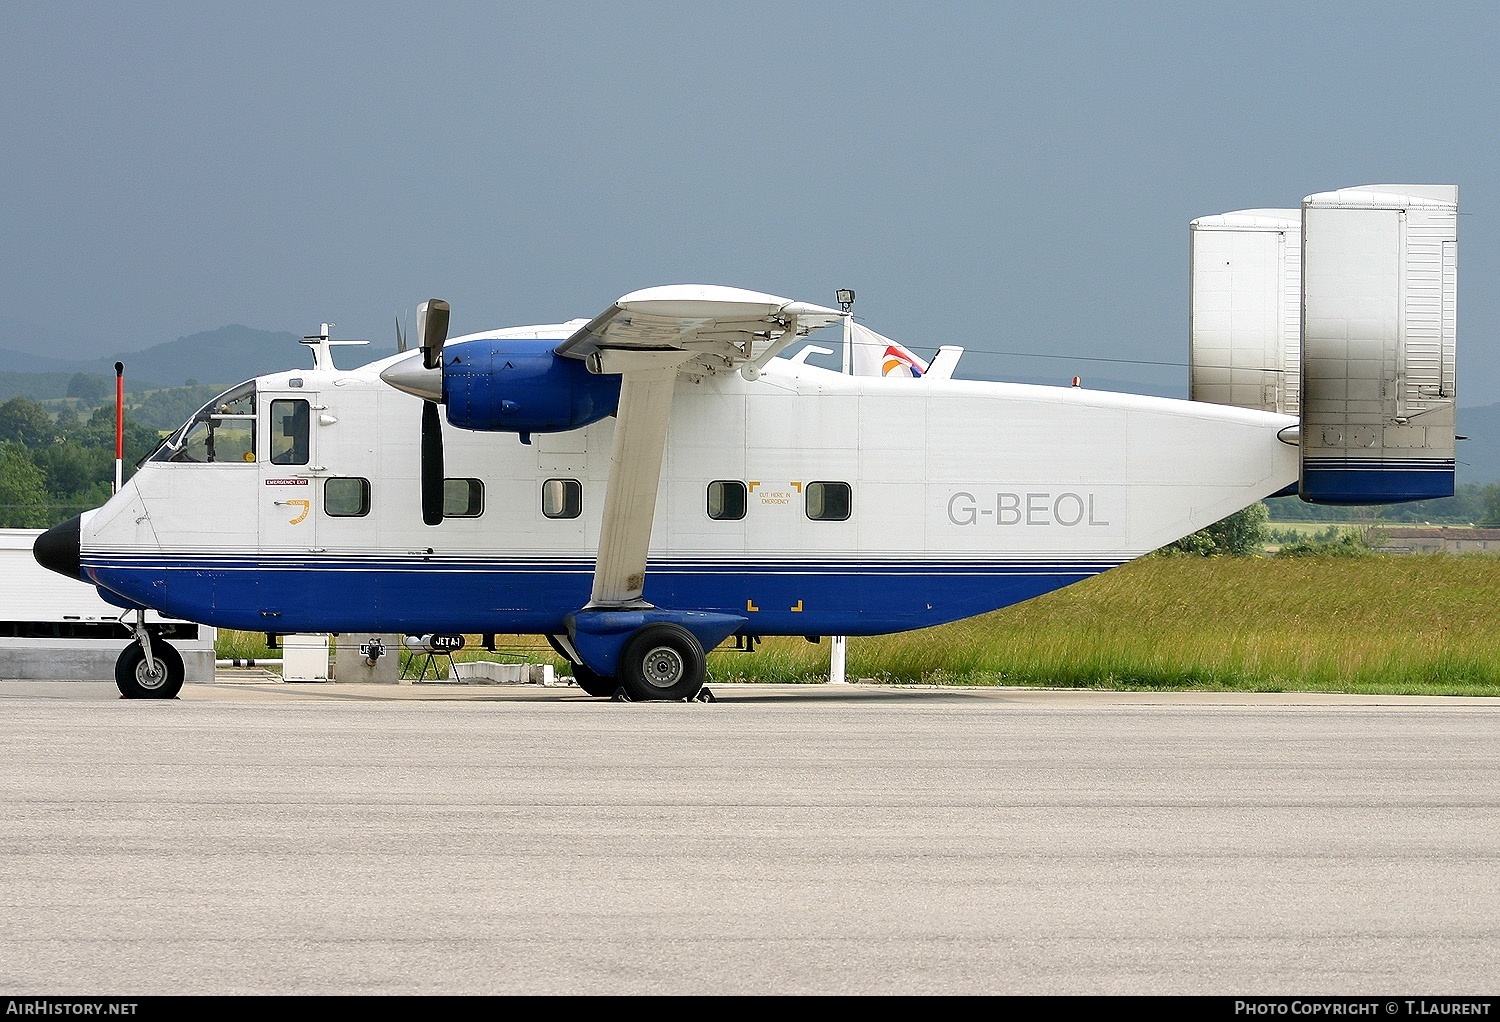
[586,349,694,608]
[557,287,841,608]
[548,287,843,692]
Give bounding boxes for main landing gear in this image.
[616,623,707,702]
[115,613,184,699]
[551,621,715,702]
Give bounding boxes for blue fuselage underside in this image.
[83,556,1123,637]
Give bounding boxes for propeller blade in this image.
[418,298,450,371]
[395,311,407,353]
[421,400,445,526]
[411,298,451,525]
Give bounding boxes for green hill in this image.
[0,324,387,396]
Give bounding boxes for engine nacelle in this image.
[442,338,621,434]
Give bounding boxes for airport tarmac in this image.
[2,678,1498,996]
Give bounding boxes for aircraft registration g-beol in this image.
[34,184,1459,701]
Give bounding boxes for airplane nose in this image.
[34,514,83,582]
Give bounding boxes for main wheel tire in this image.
[115,640,185,699]
[571,662,618,697]
[617,624,706,702]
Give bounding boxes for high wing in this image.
[556,284,845,381]
[556,285,844,608]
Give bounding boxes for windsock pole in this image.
[114,362,124,493]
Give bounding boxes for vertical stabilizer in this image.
[1189,209,1302,415]
[1299,185,1458,503]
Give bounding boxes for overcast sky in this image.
[2,2,1497,401]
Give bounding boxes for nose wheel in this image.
[115,640,184,699]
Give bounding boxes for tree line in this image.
[0,392,221,528]
[1161,484,1500,558]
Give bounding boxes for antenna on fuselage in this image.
[300,323,371,372]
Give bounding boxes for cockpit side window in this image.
[152,381,257,464]
[269,400,310,466]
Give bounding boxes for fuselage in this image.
[71,333,1299,639]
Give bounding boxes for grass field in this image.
[217,554,1500,696]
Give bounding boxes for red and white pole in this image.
[114,362,124,493]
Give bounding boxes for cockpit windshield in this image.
[149,380,257,464]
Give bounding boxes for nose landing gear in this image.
[115,611,184,699]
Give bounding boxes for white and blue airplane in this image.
[33,185,1459,701]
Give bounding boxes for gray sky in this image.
[3,2,1497,401]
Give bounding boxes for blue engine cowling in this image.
[442,338,620,434]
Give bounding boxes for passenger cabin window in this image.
[324,477,370,517]
[542,478,581,519]
[707,480,747,521]
[444,478,483,518]
[152,381,256,464]
[269,399,310,465]
[805,481,851,521]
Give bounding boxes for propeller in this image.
[416,299,450,526]
[420,299,449,370]
[395,311,407,353]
